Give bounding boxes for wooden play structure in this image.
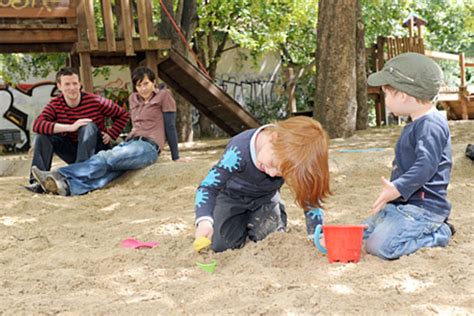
[0,0,258,147]
[367,15,474,125]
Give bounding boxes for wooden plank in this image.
[460,52,465,87]
[0,7,76,18]
[145,0,154,37]
[66,0,77,25]
[84,0,98,50]
[425,50,459,61]
[76,0,90,47]
[136,0,149,49]
[0,30,77,43]
[0,24,76,30]
[0,43,73,53]
[101,0,117,52]
[79,53,94,93]
[74,39,171,53]
[120,0,134,56]
[157,49,259,135]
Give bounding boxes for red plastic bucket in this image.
[314,224,365,263]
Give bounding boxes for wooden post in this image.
[459,53,468,120]
[145,0,154,36]
[136,0,149,49]
[145,51,159,77]
[101,0,117,52]
[84,0,98,50]
[408,17,414,38]
[79,53,94,93]
[460,52,466,87]
[120,0,135,56]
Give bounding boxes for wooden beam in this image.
[0,43,73,53]
[0,23,76,30]
[74,39,171,53]
[84,0,98,50]
[0,30,77,43]
[425,50,459,62]
[79,53,94,93]
[90,53,145,67]
[0,7,76,18]
[146,51,158,77]
[136,0,149,49]
[101,0,117,52]
[120,0,134,56]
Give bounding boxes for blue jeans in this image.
[363,203,452,260]
[57,139,159,196]
[30,122,108,183]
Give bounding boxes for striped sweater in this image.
[33,92,129,143]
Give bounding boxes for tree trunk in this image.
[284,65,297,115]
[355,1,368,130]
[158,0,197,142]
[195,26,229,138]
[314,0,358,138]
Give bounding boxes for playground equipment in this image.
[0,0,259,149]
[367,15,473,125]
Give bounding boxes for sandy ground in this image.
[0,121,473,315]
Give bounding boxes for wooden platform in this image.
[158,49,260,135]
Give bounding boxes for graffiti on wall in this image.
[215,74,281,109]
[0,79,130,152]
[0,0,69,11]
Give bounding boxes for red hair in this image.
[270,116,331,210]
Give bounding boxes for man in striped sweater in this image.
[25,67,129,193]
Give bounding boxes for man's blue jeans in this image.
[57,139,159,196]
[30,122,108,183]
[363,203,452,260]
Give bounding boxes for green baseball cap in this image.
[368,52,443,101]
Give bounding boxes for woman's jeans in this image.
[58,139,159,196]
[363,203,452,260]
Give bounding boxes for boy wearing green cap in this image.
[363,52,455,260]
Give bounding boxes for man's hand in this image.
[70,118,92,132]
[101,132,113,145]
[372,176,401,214]
[195,220,214,240]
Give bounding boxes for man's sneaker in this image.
[31,166,69,196]
[23,182,45,194]
[45,173,70,196]
[444,219,456,236]
[31,166,50,192]
[305,208,324,238]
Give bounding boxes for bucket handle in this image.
[313,224,327,254]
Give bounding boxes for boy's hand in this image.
[372,176,401,214]
[195,220,214,240]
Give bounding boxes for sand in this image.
[0,121,473,315]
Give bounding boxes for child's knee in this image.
[365,233,399,260]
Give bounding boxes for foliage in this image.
[0,53,67,83]
[244,98,287,124]
[362,0,474,85]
